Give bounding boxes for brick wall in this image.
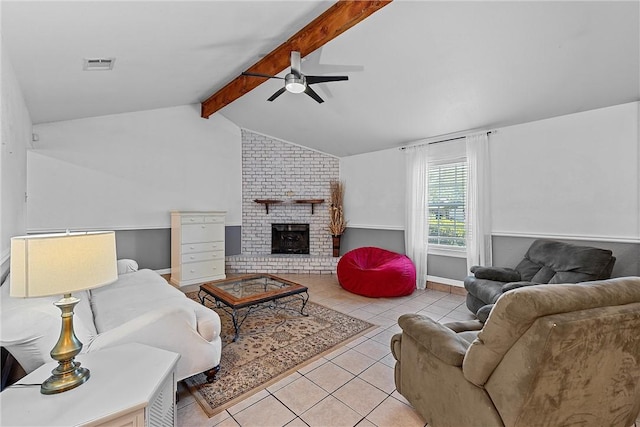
[241,130,339,257]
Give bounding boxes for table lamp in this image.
[10,231,117,394]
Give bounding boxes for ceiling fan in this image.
[242,51,348,103]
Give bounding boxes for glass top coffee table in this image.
[199,274,309,341]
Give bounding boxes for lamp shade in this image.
[10,231,118,298]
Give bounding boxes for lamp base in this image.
[41,293,90,395]
[41,361,90,395]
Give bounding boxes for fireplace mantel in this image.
[254,199,324,214]
[253,199,282,214]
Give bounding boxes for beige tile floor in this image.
[176,274,475,427]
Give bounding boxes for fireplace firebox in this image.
[272,224,310,254]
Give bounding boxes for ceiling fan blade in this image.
[306,75,349,85]
[304,85,324,103]
[290,51,302,78]
[267,87,287,102]
[242,72,283,79]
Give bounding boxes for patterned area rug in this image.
[184,292,376,417]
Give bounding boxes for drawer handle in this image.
[190,256,195,259]
[190,246,195,249]
[190,269,195,273]
[201,225,206,229]
[189,218,195,222]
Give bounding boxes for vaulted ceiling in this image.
[2,1,638,157]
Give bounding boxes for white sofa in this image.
[0,260,221,382]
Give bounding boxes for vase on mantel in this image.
[332,235,342,257]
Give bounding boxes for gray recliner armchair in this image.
[391,277,640,427]
[464,239,615,321]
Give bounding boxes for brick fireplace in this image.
[226,130,340,274]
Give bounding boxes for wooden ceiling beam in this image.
[200,0,392,118]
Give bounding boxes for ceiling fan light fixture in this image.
[285,74,306,93]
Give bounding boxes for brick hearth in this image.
[226,254,339,275]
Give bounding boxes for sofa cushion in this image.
[90,269,190,333]
[530,265,556,283]
[0,274,97,373]
[515,240,614,283]
[513,258,543,282]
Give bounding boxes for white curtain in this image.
[465,132,492,272]
[405,145,429,289]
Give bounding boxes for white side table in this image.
[0,343,180,427]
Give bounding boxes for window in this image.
[428,161,467,248]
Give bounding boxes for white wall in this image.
[491,102,639,242]
[340,147,405,230]
[1,38,32,277]
[341,102,640,243]
[28,105,242,232]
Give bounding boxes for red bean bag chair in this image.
[337,247,416,297]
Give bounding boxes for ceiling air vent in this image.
[83,58,115,71]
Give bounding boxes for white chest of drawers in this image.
[170,211,226,287]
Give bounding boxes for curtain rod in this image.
[399,130,495,150]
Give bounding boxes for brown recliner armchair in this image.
[465,239,616,321]
[391,277,640,427]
